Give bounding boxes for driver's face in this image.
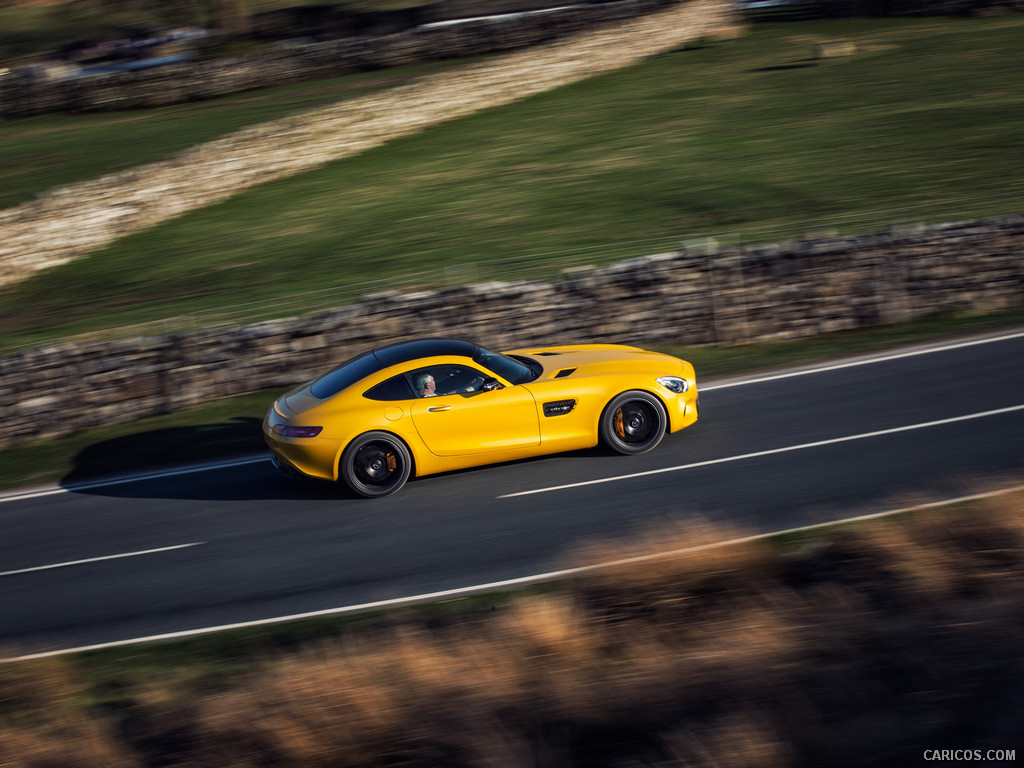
[420,377,435,395]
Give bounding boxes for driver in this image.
[414,369,485,397]
[414,373,436,397]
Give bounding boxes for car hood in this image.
[506,343,686,380]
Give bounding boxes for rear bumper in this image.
[270,451,305,480]
[264,407,340,481]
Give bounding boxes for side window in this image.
[407,365,488,398]
[363,375,415,401]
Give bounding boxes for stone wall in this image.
[0,0,681,119]
[1,215,1020,449]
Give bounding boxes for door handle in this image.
[428,406,451,412]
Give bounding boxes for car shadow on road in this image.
[62,417,263,483]
[59,417,337,502]
[60,417,611,503]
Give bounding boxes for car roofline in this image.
[370,338,479,368]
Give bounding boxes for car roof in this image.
[372,338,477,367]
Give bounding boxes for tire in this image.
[341,432,412,498]
[600,391,667,455]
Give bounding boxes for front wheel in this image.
[341,432,412,498]
[600,391,667,455]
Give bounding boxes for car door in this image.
[409,367,540,457]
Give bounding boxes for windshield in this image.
[473,346,538,385]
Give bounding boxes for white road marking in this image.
[701,328,1024,392]
[498,403,1024,498]
[5,484,1022,663]
[1,330,1020,661]
[0,455,267,506]
[0,329,1020,504]
[0,542,204,578]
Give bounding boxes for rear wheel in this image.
[341,432,412,498]
[600,391,667,455]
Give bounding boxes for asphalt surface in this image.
[2,331,1023,657]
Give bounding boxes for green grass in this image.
[2,305,1021,493]
[0,58,482,210]
[2,15,1023,350]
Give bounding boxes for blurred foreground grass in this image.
[1,305,1021,492]
[3,488,1022,766]
[2,15,1023,349]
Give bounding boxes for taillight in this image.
[273,425,323,438]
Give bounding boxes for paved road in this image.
[2,332,1022,657]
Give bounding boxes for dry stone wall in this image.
[1,215,1020,449]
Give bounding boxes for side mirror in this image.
[480,377,502,392]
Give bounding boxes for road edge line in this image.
[5,483,1022,663]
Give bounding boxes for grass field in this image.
[2,15,1023,350]
[3,490,1022,766]
[0,58,483,210]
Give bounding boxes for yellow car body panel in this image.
[263,338,698,495]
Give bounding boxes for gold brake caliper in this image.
[614,409,625,439]
[386,452,397,471]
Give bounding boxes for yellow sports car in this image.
[264,338,698,497]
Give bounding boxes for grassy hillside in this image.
[2,15,1023,350]
[0,58,484,210]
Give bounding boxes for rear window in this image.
[310,352,385,399]
[363,375,415,401]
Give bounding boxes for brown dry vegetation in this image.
[2,492,1024,767]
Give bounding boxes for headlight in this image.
[656,376,689,394]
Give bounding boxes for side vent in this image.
[553,368,577,379]
[543,399,577,417]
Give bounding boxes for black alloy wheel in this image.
[341,431,413,498]
[600,391,667,455]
